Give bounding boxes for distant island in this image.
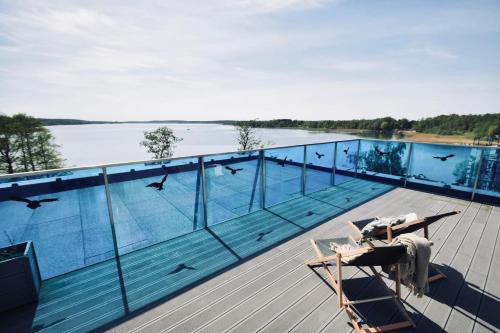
[39,113,499,146]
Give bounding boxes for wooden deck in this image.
[105,188,500,333]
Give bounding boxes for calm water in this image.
[49,123,357,167]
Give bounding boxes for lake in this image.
[48,123,357,167]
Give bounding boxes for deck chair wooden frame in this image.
[306,238,415,333]
[348,210,461,283]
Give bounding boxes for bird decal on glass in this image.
[375,147,390,156]
[146,174,168,191]
[343,146,350,155]
[225,166,243,175]
[277,156,288,167]
[256,230,273,241]
[433,154,455,161]
[9,196,59,210]
[168,263,196,275]
[345,197,351,202]
[315,152,325,159]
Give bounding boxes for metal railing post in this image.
[331,142,337,186]
[260,150,266,209]
[354,139,361,177]
[471,149,484,201]
[302,145,307,195]
[102,167,129,313]
[199,156,208,228]
[403,143,414,188]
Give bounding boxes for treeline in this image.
[0,114,63,174]
[234,113,500,138]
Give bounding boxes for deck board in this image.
[2,185,498,333]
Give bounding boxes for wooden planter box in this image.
[0,241,41,312]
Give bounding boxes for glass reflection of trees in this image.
[358,142,407,177]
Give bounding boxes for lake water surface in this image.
[49,123,357,167]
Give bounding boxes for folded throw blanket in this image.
[360,213,418,238]
[389,233,431,297]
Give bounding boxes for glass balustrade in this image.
[305,142,335,194]
[406,142,482,196]
[357,139,411,181]
[264,145,305,207]
[1,138,498,331]
[334,139,359,185]
[204,151,262,226]
[1,139,498,283]
[0,168,117,279]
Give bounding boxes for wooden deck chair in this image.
[307,237,415,333]
[348,210,461,282]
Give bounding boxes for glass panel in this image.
[0,168,125,331]
[204,151,262,226]
[475,148,500,198]
[305,142,334,194]
[407,143,481,193]
[265,146,304,206]
[357,140,410,180]
[334,140,359,185]
[106,157,203,255]
[0,168,116,279]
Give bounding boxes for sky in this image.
[0,0,499,121]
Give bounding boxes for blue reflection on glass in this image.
[0,168,114,279]
[407,143,481,192]
[475,148,500,197]
[265,146,304,206]
[305,143,334,194]
[204,151,262,226]
[334,140,359,185]
[357,140,410,179]
[106,158,203,255]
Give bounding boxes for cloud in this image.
[0,0,499,121]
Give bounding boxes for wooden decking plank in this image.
[473,205,500,333]
[445,205,499,333]
[195,190,427,333]
[414,203,489,332]
[144,250,313,332]
[116,186,408,332]
[98,188,477,333]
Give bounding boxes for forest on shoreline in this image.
[39,113,499,141]
[233,113,499,140]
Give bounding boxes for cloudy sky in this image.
[1,0,499,121]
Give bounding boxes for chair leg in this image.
[395,264,401,298]
[386,225,393,242]
[336,253,343,307]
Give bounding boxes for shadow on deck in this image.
[0,178,396,333]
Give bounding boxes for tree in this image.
[235,121,262,151]
[140,126,182,159]
[0,114,63,174]
[0,115,17,174]
[33,128,64,170]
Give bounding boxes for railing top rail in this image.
[0,137,497,180]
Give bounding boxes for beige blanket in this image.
[390,233,431,297]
